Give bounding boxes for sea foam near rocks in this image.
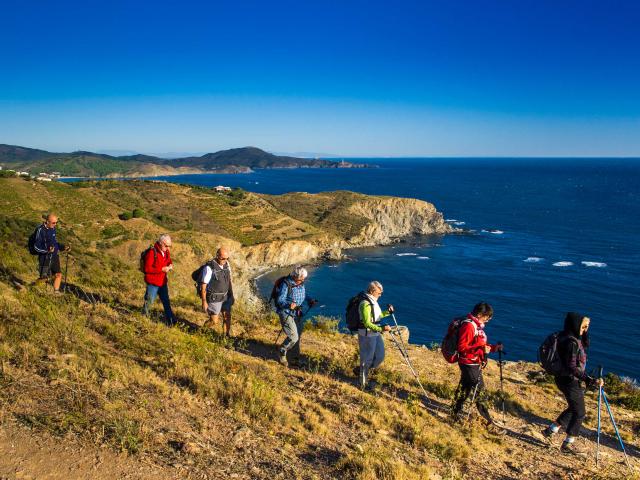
[582,261,607,268]
[553,261,574,267]
[396,253,418,256]
[524,257,543,263]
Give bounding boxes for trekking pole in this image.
[596,365,603,467]
[63,252,70,293]
[466,383,479,423]
[498,349,506,423]
[47,253,54,291]
[602,387,632,470]
[387,324,433,408]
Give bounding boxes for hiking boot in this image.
[541,426,558,443]
[560,441,587,456]
[289,357,304,368]
[278,349,288,367]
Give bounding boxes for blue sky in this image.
[1,0,639,156]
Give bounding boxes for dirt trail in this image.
[0,421,180,480]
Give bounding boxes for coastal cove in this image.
[147,158,640,380]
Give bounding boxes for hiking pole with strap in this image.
[600,371,632,470]
[596,365,603,467]
[388,313,433,407]
[498,348,506,423]
[63,252,70,293]
[466,382,480,423]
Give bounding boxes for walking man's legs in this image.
[143,284,159,316]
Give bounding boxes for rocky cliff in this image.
[344,196,451,247]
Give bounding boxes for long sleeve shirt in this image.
[276,276,311,316]
[358,298,391,333]
[34,224,64,255]
[456,314,497,366]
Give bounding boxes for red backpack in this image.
[441,317,475,363]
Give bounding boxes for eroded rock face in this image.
[346,197,452,247]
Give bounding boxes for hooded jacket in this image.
[558,312,591,382]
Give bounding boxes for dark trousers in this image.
[143,283,175,326]
[554,376,585,437]
[38,252,61,277]
[452,364,493,423]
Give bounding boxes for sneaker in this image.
[560,441,587,456]
[541,426,557,443]
[53,289,63,295]
[278,349,288,367]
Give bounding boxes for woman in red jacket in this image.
[142,234,176,326]
[451,302,504,433]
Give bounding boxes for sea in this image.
[138,159,640,379]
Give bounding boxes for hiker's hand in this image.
[495,342,504,352]
[201,301,207,312]
[309,299,318,307]
[65,245,71,252]
[162,266,171,273]
[290,302,297,310]
[382,325,391,332]
[49,246,54,252]
[596,378,604,387]
[387,304,394,313]
[484,345,492,354]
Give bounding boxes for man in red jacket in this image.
[142,234,176,326]
[451,302,504,433]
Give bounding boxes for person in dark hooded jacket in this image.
[542,312,603,455]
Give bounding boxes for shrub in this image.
[119,211,133,221]
[253,224,263,230]
[132,208,145,218]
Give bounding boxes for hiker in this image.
[33,213,70,294]
[451,302,505,433]
[142,234,176,326]
[199,247,235,336]
[357,281,393,390]
[542,312,603,455]
[275,266,317,367]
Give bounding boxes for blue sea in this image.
[154,159,640,379]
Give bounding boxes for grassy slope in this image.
[0,177,637,480]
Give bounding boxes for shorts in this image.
[39,253,61,277]
[207,296,233,315]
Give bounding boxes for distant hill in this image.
[0,144,371,177]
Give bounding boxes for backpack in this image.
[345,292,373,332]
[191,260,215,284]
[139,245,156,273]
[538,331,576,376]
[269,276,290,306]
[441,316,474,363]
[27,226,41,255]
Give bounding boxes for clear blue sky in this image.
[1,0,639,156]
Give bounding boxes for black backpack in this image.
[27,226,41,255]
[191,260,215,284]
[269,276,290,306]
[139,245,155,273]
[345,292,373,332]
[538,331,575,376]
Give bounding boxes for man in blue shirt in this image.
[276,266,316,367]
[33,213,70,293]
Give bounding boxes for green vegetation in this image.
[0,176,634,480]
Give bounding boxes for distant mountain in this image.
[0,144,370,177]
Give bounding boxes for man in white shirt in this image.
[199,247,234,336]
